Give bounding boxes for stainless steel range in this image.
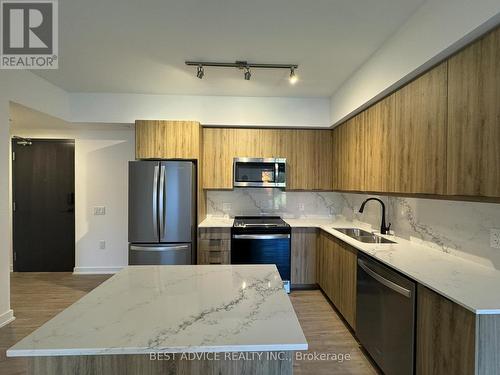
[231,216,291,293]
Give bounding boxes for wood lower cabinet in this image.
[202,127,333,190]
[416,285,476,375]
[317,230,357,330]
[135,120,201,159]
[447,26,500,197]
[291,228,317,285]
[197,228,231,265]
[417,285,500,375]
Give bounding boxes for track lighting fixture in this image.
[196,65,204,79]
[186,60,298,83]
[289,67,298,85]
[244,67,251,81]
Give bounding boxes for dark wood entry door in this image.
[12,139,75,272]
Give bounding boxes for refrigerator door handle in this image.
[130,245,189,252]
[152,165,159,237]
[158,165,166,240]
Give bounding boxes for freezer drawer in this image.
[129,244,192,265]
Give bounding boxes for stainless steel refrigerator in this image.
[128,161,196,265]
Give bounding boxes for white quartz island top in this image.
[7,265,308,357]
[199,216,500,315]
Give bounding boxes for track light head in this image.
[244,67,251,81]
[289,67,298,85]
[196,65,204,79]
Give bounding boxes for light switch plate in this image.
[490,229,500,249]
[99,240,106,250]
[93,206,106,216]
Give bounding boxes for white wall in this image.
[0,70,70,328]
[11,126,135,275]
[69,93,331,127]
[330,0,500,125]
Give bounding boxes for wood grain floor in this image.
[0,274,377,375]
[290,290,379,375]
[0,273,111,375]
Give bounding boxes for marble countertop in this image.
[320,220,500,315]
[199,216,500,315]
[283,218,335,227]
[198,216,336,228]
[7,265,308,357]
[199,216,234,227]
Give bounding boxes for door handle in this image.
[158,165,166,240]
[358,259,411,298]
[152,165,159,237]
[130,245,189,252]
[232,234,290,240]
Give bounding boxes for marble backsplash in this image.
[207,189,340,218]
[206,189,500,270]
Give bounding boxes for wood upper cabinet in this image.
[287,130,333,190]
[202,128,234,189]
[447,27,500,197]
[393,62,448,194]
[364,94,396,192]
[334,113,366,191]
[317,230,357,330]
[202,127,333,190]
[291,228,317,285]
[135,120,201,159]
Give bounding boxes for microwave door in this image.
[234,162,276,187]
[128,161,160,243]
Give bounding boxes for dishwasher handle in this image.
[358,259,412,298]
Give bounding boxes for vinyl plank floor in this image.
[0,274,378,375]
[290,290,379,375]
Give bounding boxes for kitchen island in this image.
[7,265,307,375]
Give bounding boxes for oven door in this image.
[233,158,286,188]
[231,233,291,283]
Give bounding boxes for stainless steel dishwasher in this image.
[356,254,416,375]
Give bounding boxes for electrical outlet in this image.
[298,203,305,212]
[93,206,106,216]
[222,202,232,213]
[99,240,106,250]
[490,229,500,249]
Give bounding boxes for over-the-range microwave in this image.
[233,157,286,188]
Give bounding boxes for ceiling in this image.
[34,0,425,97]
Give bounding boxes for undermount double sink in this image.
[333,228,396,244]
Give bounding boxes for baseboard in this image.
[73,266,124,275]
[0,309,15,329]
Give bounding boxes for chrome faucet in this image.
[359,198,391,235]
